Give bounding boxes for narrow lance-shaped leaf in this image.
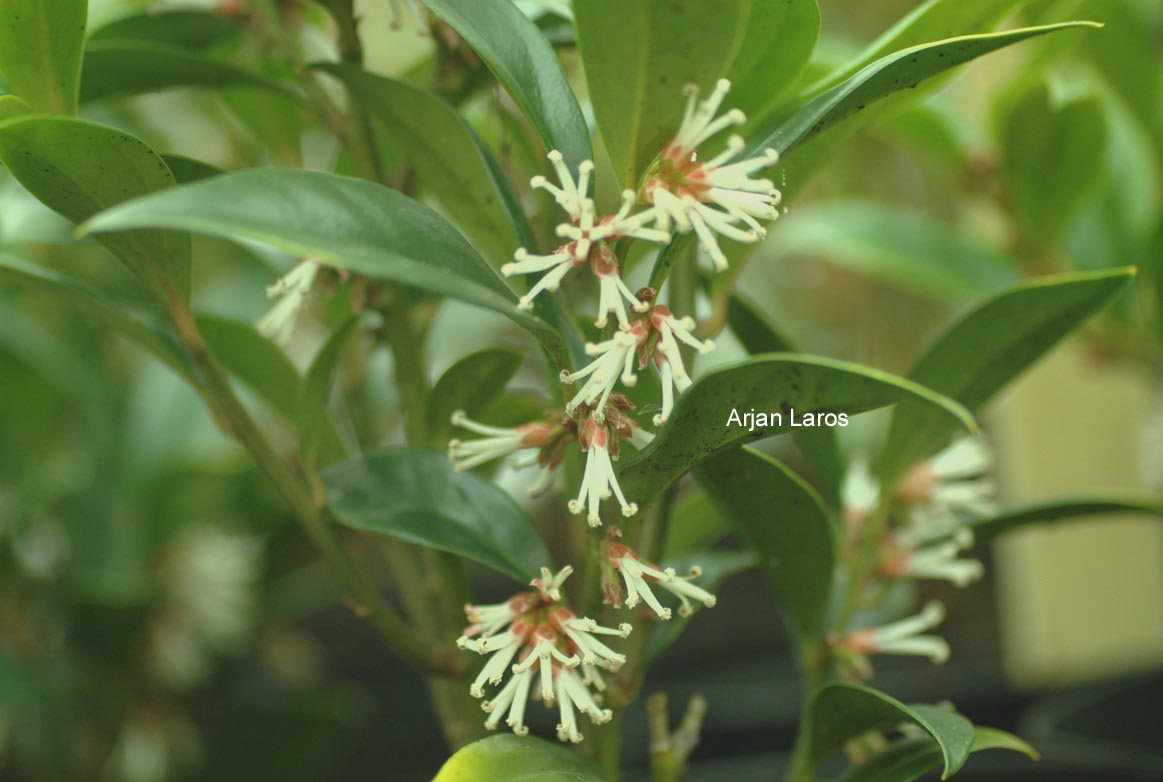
[973,496,1163,542]
[323,450,551,584]
[881,268,1135,477]
[0,0,86,114]
[699,447,835,637]
[417,0,591,169]
[79,168,572,374]
[618,353,975,506]
[574,0,749,186]
[88,9,241,49]
[726,0,820,131]
[299,316,361,472]
[842,727,1038,782]
[0,116,192,303]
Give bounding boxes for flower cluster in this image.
[603,542,717,620]
[457,566,629,743]
[257,259,320,346]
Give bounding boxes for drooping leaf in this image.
[298,315,362,473]
[699,447,835,636]
[80,41,286,104]
[416,0,591,169]
[881,268,1135,477]
[88,9,241,49]
[574,0,749,186]
[810,685,974,779]
[618,353,975,506]
[79,168,571,373]
[0,0,86,114]
[323,450,551,583]
[973,497,1163,541]
[842,726,1038,782]
[428,347,527,446]
[727,0,820,129]
[317,63,530,267]
[0,116,191,303]
[195,314,301,421]
[434,734,606,782]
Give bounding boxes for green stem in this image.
[591,717,622,782]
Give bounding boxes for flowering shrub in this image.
[0,1,1155,781]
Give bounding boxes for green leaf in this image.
[758,22,1100,158]
[195,314,301,421]
[881,268,1135,477]
[726,0,820,129]
[842,726,1038,782]
[79,168,571,373]
[160,154,222,184]
[0,116,191,303]
[811,684,974,779]
[434,734,607,782]
[574,0,749,186]
[0,253,196,384]
[973,496,1163,542]
[0,0,86,114]
[80,41,285,104]
[323,450,551,583]
[618,353,975,506]
[970,726,1038,758]
[316,63,529,267]
[417,0,591,169]
[428,347,527,446]
[765,199,1019,301]
[646,548,757,660]
[699,447,835,636]
[88,9,241,49]
[299,315,361,472]
[0,94,31,121]
[1000,81,1108,247]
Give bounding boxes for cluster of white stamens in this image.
[257,260,320,346]
[606,544,717,621]
[570,419,639,525]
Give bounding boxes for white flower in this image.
[532,151,593,223]
[449,412,568,496]
[257,260,319,345]
[591,244,648,328]
[561,323,647,420]
[883,528,984,588]
[841,455,881,528]
[649,306,714,425]
[644,79,782,271]
[842,601,951,669]
[457,567,628,743]
[503,244,585,311]
[897,437,997,536]
[569,418,638,526]
[606,543,717,621]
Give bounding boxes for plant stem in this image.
[591,718,622,781]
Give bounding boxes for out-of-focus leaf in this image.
[663,488,731,556]
[88,9,241,49]
[574,0,749,186]
[999,81,1108,247]
[810,685,974,779]
[619,353,975,505]
[434,735,606,782]
[323,450,551,583]
[0,94,31,121]
[196,314,300,421]
[299,315,362,472]
[428,347,526,445]
[973,497,1163,541]
[700,447,834,636]
[417,0,591,169]
[646,548,757,659]
[0,116,191,303]
[80,41,286,103]
[317,63,530,267]
[80,168,571,373]
[160,154,222,184]
[727,0,820,129]
[767,200,1019,300]
[881,269,1134,477]
[842,726,1038,782]
[0,0,86,114]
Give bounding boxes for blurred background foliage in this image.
[1,0,1161,780]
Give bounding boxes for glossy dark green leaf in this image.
[1000,81,1108,247]
[80,41,285,104]
[79,168,571,373]
[298,315,361,472]
[811,685,974,779]
[196,314,300,421]
[417,0,590,169]
[727,0,820,129]
[323,450,551,583]
[842,726,1038,782]
[0,116,191,303]
[88,9,241,49]
[973,496,1163,542]
[881,269,1135,477]
[700,447,834,636]
[575,0,749,186]
[646,548,757,660]
[619,353,975,505]
[428,347,526,445]
[0,0,86,114]
[317,63,529,267]
[0,253,196,384]
[434,734,606,782]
